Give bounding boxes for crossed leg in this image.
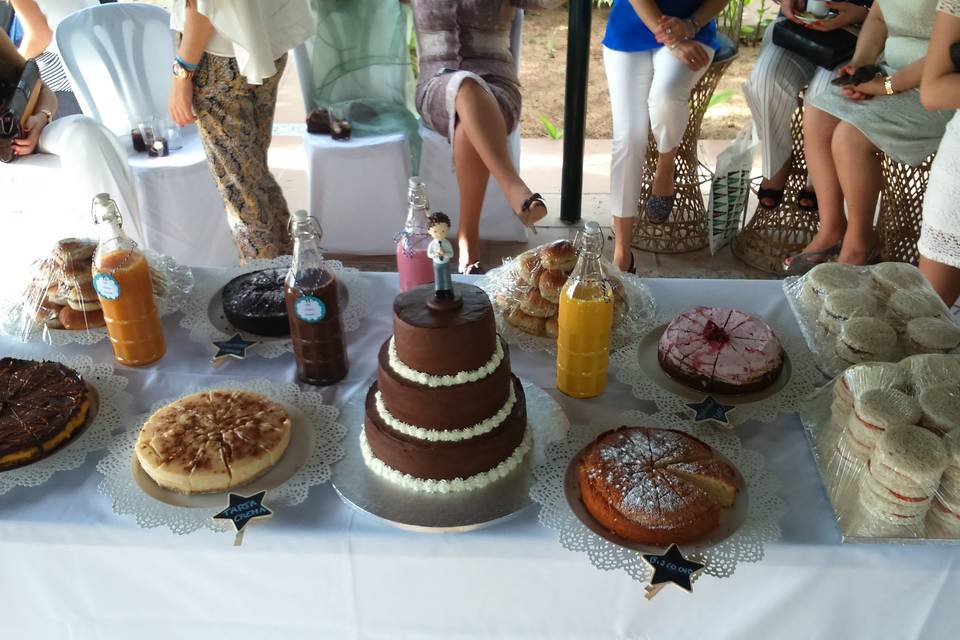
[832,122,882,265]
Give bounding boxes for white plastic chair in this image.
[293,12,412,255]
[55,3,239,266]
[37,0,97,32]
[416,9,527,244]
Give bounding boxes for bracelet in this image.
[175,55,199,71]
[884,76,896,95]
[688,15,702,34]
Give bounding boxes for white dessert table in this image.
[1,273,958,640]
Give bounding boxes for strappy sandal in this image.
[645,194,675,225]
[517,193,545,235]
[757,187,785,210]
[460,262,487,276]
[627,252,636,275]
[797,189,819,212]
[783,242,842,276]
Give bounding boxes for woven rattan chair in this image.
[732,98,820,273]
[876,154,934,265]
[632,3,744,254]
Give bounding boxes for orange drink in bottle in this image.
[556,222,614,398]
[91,194,166,366]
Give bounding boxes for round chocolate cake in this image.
[221,268,290,337]
[0,358,90,470]
[361,284,531,492]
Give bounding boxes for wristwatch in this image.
[172,60,195,80]
[39,109,53,125]
[883,76,896,95]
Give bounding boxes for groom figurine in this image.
[426,212,461,310]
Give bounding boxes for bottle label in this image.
[294,295,326,323]
[93,273,121,301]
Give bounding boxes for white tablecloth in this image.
[1,274,958,640]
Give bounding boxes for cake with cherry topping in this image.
[578,426,739,546]
[658,306,784,394]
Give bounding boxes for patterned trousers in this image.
[193,53,291,262]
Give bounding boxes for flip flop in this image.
[783,242,842,276]
[757,187,785,210]
[460,262,487,276]
[645,194,675,225]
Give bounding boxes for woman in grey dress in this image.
[407,0,560,273]
[787,0,950,272]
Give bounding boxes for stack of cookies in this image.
[26,238,104,331]
[495,240,626,339]
[929,431,960,535]
[841,389,921,464]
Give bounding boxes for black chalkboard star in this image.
[642,543,705,599]
[212,333,259,365]
[213,491,272,533]
[686,395,736,427]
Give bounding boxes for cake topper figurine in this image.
[426,212,462,311]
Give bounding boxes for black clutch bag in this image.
[0,58,43,163]
[772,20,858,70]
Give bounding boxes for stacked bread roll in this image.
[799,262,960,365]
[26,239,104,330]
[828,353,960,536]
[495,240,627,339]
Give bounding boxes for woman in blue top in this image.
[603,0,728,273]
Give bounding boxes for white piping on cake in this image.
[359,428,532,494]
[374,385,516,442]
[387,337,504,387]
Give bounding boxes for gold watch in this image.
[172,60,195,80]
[883,76,896,96]
[39,109,53,125]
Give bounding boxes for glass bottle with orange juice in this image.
[556,221,614,399]
[91,193,166,366]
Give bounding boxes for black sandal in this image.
[757,187,785,210]
[797,189,819,212]
[518,193,545,235]
[460,261,487,276]
[627,252,636,275]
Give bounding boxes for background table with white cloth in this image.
[1,273,958,640]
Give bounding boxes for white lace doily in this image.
[610,318,822,425]
[530,410,783,582]
[476,264,658,354]
[0,249,194,347]
[96,378,346,534]
[0,351,133,496]
[179,255,372,359]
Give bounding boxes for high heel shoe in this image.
[517,193,545,235]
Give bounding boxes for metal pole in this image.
[560,0,591,225]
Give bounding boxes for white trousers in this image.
[743,20,837,179]
[37,115,143,242]
[604,44,714,219]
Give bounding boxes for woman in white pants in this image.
[743,0,871,211]
[604,0,727,273]
[1,30,142,244]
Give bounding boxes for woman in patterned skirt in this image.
[919,0,960,306]
[168,0,313,263]
[407,0,559,274]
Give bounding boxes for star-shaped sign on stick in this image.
[213,491,272,534]
[212,333,259,366]
[642,543,705,599]
[686,395,736,427]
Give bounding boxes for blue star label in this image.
[92,273,120,301]
[294,295,326,323]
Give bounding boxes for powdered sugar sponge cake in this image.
[361,283,532,493]
[658,306,784,394]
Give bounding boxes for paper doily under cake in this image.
[0,348,133,496]
[96,378,346,534]
[179,255,372,359]
[530,410,783,583]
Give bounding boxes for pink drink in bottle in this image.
[395,177,435,292]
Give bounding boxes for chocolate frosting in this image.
[376,338,512,430]
[222,268,290,337]
[392,283,497,375]
[0,358,87,465]
[364,377,527,481]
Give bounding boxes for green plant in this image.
[592,0,614,6]
[546,32,557,58]
[707,89,735,112]
[539,114,564,140]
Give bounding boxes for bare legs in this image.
[919,256,960,307]
[452,78,547,268]
[651,147,678,199]
[613,216,633,271]
[832,122,881,264]
[801,106,847,255]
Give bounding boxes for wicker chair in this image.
[876,154,934,265]
[732,98,820,273]
[632,2,744,254]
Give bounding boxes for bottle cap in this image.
[291,209,310,223]
[408,176,426,189]
[584,221,601,235]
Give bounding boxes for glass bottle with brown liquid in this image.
[285,210,348,385]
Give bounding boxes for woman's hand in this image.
[671,40,711,71]
[806,2,869,32]
[168,76,196,126]
[844,75,887,100]
[654,15,695,48]
[781,0,804,23]
[11,114,46,157]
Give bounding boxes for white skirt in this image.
[919,111,960,269]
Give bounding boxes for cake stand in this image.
[331,377,570,533]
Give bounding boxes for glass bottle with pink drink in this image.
[395,177,435,292]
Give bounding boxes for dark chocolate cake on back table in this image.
[361,283,532,492]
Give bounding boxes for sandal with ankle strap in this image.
[757,187,785,210]
[517,193,545,235]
